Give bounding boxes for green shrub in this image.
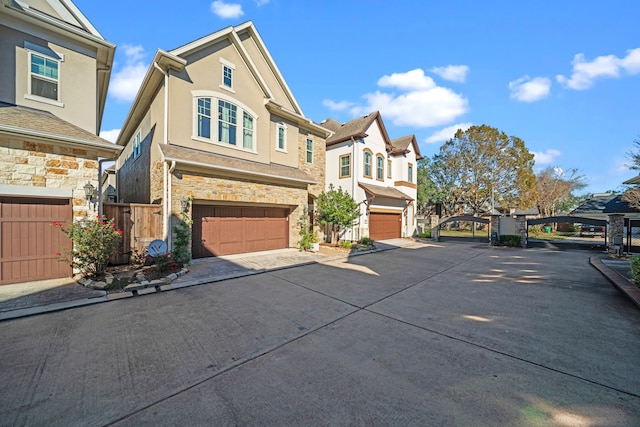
[53,215,123,277]
[630,256,640,286]
[418,228,431,238]
[297,210,318,251]
[358,237,374,245]
[342,240,352,249]
[499,234,521,247]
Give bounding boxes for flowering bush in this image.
[53,216,123,278]
[152,252,180,273]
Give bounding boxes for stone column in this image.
[430,215,440,241]
[490,215,500,244]
[607,214,624,256]
[515,215,527,248]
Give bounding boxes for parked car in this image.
[579,224,606,238]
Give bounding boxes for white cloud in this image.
[509,76,551,102]
[378,68,436,90]
[211,1,244,19]
[425,122,473,144]
[109,44,147,103]
[532,149,562,165]
[348,69,469,128]
[322,99,355,111]
[430,65,469,83]
[556,48,640,90]
[100,129,121,143]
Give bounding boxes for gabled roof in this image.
[603,195,640,214]
[359,182,413,201]
[571,194,617,215]
[159,144,315,185]
[390,134,423,160]
[323,112,392,148]
[623,175,640,185]
[117,21,329,146]
[0,102,121,157]
[0,0,115,130]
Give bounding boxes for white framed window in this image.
[220,59,235,92]
[387,159,392,179]
[276,122,287,152]
[408,163,414,183]
[363,150,372,178]
[29,52,59,101]
[218,100,237,145]
[243,112,254,150]
[197,97,211,139]
[376,155,384,180]
[193,91,257,152]
[339,154,351,178]
[306,138,313,163]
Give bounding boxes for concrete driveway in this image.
[0,242,639,426]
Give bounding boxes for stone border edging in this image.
[590,257,640,310]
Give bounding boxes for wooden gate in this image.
[103,203,163,264]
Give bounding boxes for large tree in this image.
[623,137,640,208]
[417,156,463,217]
[535,166,586,217]
[434,125,536,215]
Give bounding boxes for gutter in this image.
[0,125,122,155]
[160,155,316,185]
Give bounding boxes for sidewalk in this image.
[0,239,422,321]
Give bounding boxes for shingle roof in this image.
[603,195,640,214]
[0,103,119,154]
[571,194,617,215]
[159,144,316,185]
[323,112,391,147]
[390,134,423,159]
[358,182,413,200]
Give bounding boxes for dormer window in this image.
[30,53,59,101]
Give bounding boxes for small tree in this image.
[53,216,123,278]
[315,184,360,244]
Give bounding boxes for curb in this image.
[0,241,424,322]
[590,257,640,310]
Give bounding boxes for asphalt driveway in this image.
[0,242,639,426]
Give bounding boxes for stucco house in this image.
[114,21,330,258]
[321,111,422,241]
[0,0,120,284]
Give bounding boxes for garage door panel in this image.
[0,196,72,285]
[192,205,289,257]
[369,213,401,241]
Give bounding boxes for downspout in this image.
[154,62,171,246]
[351,136,357,240]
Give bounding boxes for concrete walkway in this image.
[0,239,421,321]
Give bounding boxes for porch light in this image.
[83,182,96,209]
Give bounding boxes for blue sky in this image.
[74,0,640,195]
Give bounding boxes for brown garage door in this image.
[192,205,289,258]
[0,196,72,285]
[369,212,401,241]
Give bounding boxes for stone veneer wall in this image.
[0,138,99,218]
[297,132,326,198]
[170,168,308,248]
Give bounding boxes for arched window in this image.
[376,155,384,180]
[363,150,372,177]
